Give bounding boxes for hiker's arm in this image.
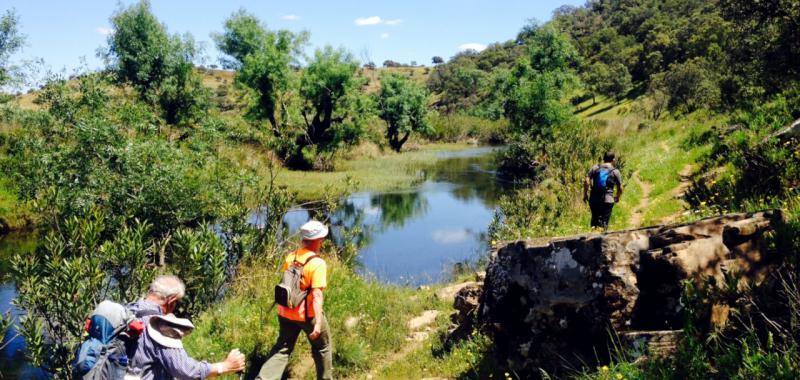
[583,175,591,202]
[159,347,214,380]
[309,288,325,340]
[615,178,624,202]
[207,349,246,378]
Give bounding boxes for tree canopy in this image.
[376,74,431,152]
[106,0,207,126]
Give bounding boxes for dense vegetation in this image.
[0,0,799,379]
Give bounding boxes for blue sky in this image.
[5,0,584,75]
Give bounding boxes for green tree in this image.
[106,0,208,126]
[213,10,308,133]
[651,57,720,112]
[584,61,632,103]
[720,0,800,93]
[0,9,24,87]
[504,26,579,138]
[294,46,368,168]
[376,74,431,152]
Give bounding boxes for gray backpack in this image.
[274,253,319,309]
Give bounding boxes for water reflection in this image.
[0,234,47,379]
[284,147,513,285]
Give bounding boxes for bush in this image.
[426,114,508,144]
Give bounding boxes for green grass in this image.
[570,96,722,231]
[0,177,32,231]
[270,143,479,200]
[185,256,454,379]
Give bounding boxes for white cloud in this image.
[431,229,471,244]
[96,27,114,36]
[380,33,390,39]
[458,43,487,52]
[355,16,382,26]
[354,16,402,26]
[281,14,299,21]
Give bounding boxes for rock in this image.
[453,283,481,317]
[475,271,486,281]
[769,118,800,142]
[479,211,782,376]
[436,281,480,302]
[620,330,682,359]
[408,310,439,331]
[444,283,483,349]
[408,331,430,341]
[344,316,361,330]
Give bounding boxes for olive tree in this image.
[294,46,369,168]
[376,74,431,152]
[214,10,308,134]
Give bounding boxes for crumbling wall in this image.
[478,210,782,376]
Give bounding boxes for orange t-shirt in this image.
[277,248,327,322]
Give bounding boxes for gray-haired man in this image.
[128,275,186,318]
[127,275,246,380]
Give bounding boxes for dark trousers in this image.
[590,201,614,229]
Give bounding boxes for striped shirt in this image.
[129,315,212,380]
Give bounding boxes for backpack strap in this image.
[302,254,320,266]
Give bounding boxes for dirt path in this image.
[659,164,694,224]
[629,171,653,228]
[338,309,440,380]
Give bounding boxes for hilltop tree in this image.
[106,0,208,126]
[432,56,444,65]
[213,10,308,134]
[377,74,431,152]
[0,9,24,87]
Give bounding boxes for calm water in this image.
[0,146,510,374]
[0,234,46,379]
[284,146,512,284]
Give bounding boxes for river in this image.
[0,146,510,374]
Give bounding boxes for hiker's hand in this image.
[224,349,246,373]
[309,323,322,341]
[614,195,621,203]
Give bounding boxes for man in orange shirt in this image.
[256,220,333,380]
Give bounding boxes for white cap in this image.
[300,220,328,240]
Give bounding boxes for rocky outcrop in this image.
[478,210,782,376]
[444,283,482,349]
[770,118,800,142]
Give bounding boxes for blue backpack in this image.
[73,301,137,380]
[594,167,612,190]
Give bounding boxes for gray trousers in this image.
[256,315,333,380]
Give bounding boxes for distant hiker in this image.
[128,276,246,379]
[257,220,333,380]
[584,152,624,230]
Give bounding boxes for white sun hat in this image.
[300,220,329,240]
[147,314,195,349]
